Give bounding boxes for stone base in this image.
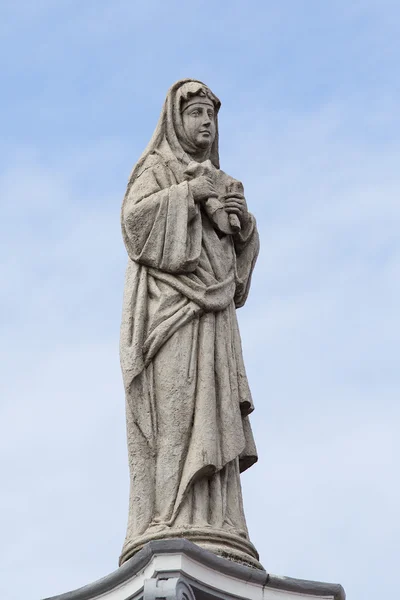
[119,527,263,570]
[43,538,345,600]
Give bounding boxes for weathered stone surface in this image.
[119,79,260,567]
[43,539,346,600]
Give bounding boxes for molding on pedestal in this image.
[120,527,262,570]
[43,538,345,600]
[144,577,196,600]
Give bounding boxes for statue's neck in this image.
[187,148,211,163]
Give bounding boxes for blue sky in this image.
[1,2,399,599]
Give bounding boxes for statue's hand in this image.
[221,193,250,227]
[188,176,217,202]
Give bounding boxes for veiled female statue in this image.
[119,79,261,568]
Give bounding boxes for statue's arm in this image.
[122,163,202,273]
[234,213,260,308]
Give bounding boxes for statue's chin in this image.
[195,137,213,150]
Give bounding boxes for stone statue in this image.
[119,79,260,568]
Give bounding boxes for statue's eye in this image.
[191,110,200,117]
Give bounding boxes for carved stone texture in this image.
[119,80,260,568]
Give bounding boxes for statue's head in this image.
[180,85,217,151]
[170,81,220,161]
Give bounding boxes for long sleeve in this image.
[234,213,260,308]
[122,162,202,273]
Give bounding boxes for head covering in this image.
[181,88,215,113]
[125,79,221,196]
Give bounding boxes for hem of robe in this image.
[119,526,263,570]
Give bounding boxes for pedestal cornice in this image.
[43,538,345,600]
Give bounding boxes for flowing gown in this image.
[119,141,260,566]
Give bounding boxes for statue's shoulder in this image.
[132,150,182,194]
[136,139,182,178]
[135,152,164,178]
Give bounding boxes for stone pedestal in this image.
[43,539,345,600]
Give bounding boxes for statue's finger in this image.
[221,193,245,200]
[224,201,244,210]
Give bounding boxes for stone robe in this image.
[119,138,259,566]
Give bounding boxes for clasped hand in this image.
[188,176,249,226]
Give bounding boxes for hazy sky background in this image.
[1,2,399,599]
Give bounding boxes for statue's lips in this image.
[199,130,211,135]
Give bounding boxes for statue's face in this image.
[182,101,216,150]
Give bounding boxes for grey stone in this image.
[42,539,345,600]
[119,79,260,567]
